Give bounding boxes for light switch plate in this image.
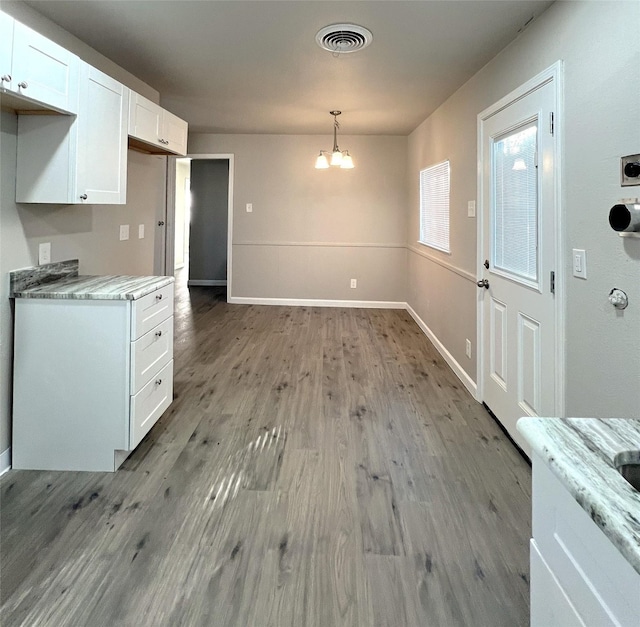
[572,248,587,279]
[467,201,476,217]
[120,225,129,241]
[246,203,253,213]
[138,224,145,239]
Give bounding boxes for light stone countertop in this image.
[517,417,640,575]
[11,274,174,300]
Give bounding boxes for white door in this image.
[479,77,558,455]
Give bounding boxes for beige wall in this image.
[407,1,640,415]
[188,134,408,303]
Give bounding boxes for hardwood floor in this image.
[0,274,532,626]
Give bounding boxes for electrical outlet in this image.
[350,279,357,289]
[119,225,129,241]
[38,242,51,265]
[138,224,145,239]
[465,339,472,359]
[246,203,253,213]
[467,200,476,217]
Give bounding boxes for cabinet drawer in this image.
[131,284,173,340]
[130,359,173,449]
[130,316,173,394]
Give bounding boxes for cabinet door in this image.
[11,20,78,113]
[76,63,128,204]
[128,91,163,149]
[162,109,188,156]
[0,12,13,88]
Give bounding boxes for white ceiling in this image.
[24,0,554,135]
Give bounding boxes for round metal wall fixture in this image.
[315,23,373,54]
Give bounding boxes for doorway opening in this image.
[165,154,234,300]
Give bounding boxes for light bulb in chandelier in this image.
[315,152,330,169]
[340,151,354,169]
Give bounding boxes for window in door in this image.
[492,122,539,285]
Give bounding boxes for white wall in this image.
[174,159,190,269]
[407,1,640,416]
[188,134,408,303]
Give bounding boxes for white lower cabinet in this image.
[530,455,640,626]
[12,284,174,471]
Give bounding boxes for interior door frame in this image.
[164,153,235,300]
[476,61,565,418]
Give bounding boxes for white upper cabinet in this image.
[0,12,13,87]
[76,64,129,204]
[0,12,78,114]
[16,62,129,204]
[129,91,188,156]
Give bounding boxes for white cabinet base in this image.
[12,286,173,472]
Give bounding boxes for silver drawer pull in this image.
[155,330,162,337]
[156,293,163,300]
[155,379,162,385]
[80,193,88,200]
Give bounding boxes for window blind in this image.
[419,160,450,253]
[492,124,538,282]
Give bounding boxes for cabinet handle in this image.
[1,74,11,83]
[17,81,28,89]
[79,194,88,201]
[155,330,162,337]
[155,379,162,385]
[156,293,163,300]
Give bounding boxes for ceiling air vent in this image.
[315,23,373,54]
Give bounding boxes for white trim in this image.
[228,297,405,309]
[233,241,406,249]
[407,244,476,283]
[188,279,227,286]
[406,304,478,399]
[476,60,565,417]
[0,446,11,476]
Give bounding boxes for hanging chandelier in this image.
[315,111,354,169]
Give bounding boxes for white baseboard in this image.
[188,280,227,286]
[0,447,11,476]
[405,304,478,400]
[228,297,405,309]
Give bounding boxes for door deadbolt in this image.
[477,279,489,289]
[484,259,490,269]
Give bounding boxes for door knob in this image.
[158,220,165,226]
[477,279,489,289]
[17,81,28,89]
[1,74,11,82]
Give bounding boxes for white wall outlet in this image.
[467,201,476,217]
[119,224,129,241]
[246,203,253,213]
[465,338,472,359]
[138,224,145,239]
[350,279,357,289]
[572,248,587,279]
[38,242,51,265]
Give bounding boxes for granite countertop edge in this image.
[12,275,175,300]
[518,417,640,575]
